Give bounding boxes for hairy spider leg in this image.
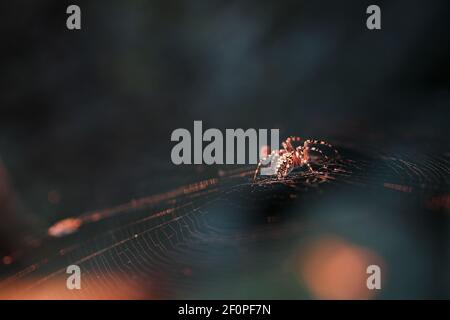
[303,139,338,163]
[282,136,303,152]
[304,139,338,155]
[302,143,329,162]
[253,149,284,180]
[295,147,316,173]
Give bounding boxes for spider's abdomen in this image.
[276,153,295,179]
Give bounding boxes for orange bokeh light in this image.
[298,236,384,300]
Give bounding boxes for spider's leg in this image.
[305,162,316,174]
[282,140,294,153]
[304,139,338,155]
[283,136,303,152]
[298,144,311,164]
[287,136,303,144]
[309,146,329,161]
[253,159,264,180]
[292,146,304,167]
[253,151,277,180]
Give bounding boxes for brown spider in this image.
[253,136,338,180]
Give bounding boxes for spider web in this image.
[0,145,449,299]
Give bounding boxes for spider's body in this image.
[254,136,338,180]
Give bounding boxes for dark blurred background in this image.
[0,0,449,299]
